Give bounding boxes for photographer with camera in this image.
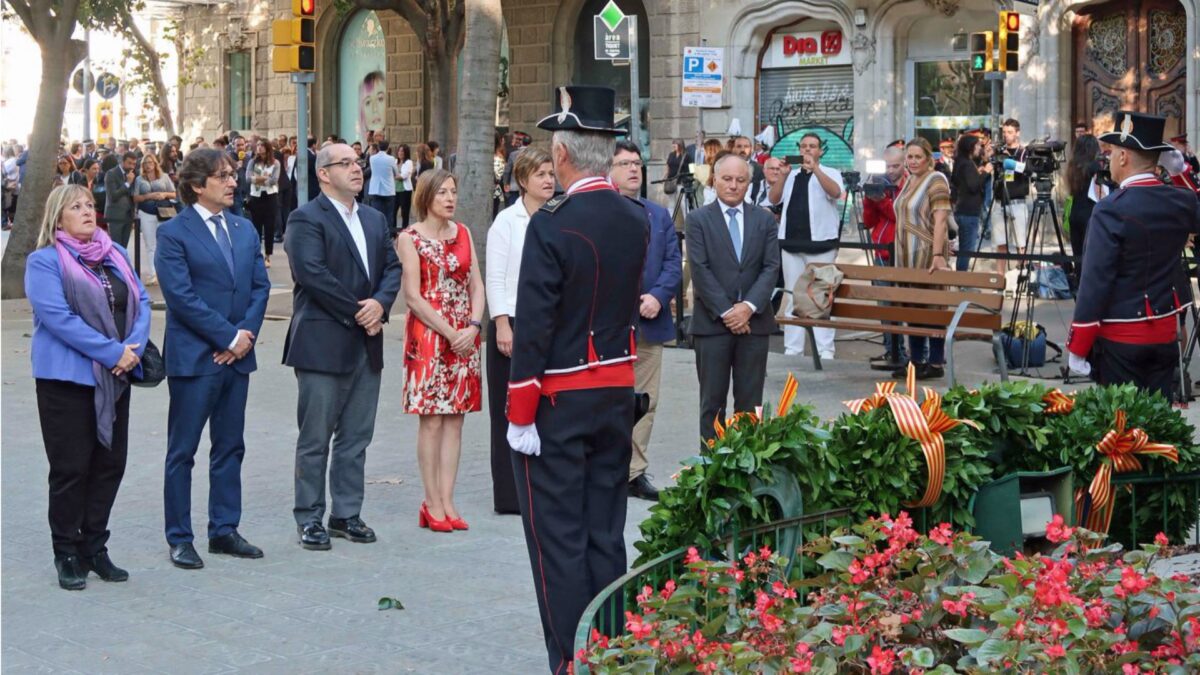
[767,133,845,359]
[861,144,908,368]
[1067,112,1200,398]
[950,134,993,272]
[994,119,1030,274]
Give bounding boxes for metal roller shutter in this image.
[758,66,855,171]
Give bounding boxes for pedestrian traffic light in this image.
[998,11,1020,72]
[272,0,317,73]
[970,31,993,73]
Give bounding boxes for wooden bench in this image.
[776,263,1009,386]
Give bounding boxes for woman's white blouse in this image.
[486,198,531,319]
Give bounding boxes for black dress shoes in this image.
[170,543,204,569]
[82,551,129,582]
[328,516,377,543]
[208,531,264,559]
[628,474,660,502]
[298,522,332,550]
[55,555,87,590]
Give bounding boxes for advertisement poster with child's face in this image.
[338,10,386,144]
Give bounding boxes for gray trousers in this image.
[107,219,132,248]
[293,351,381,525]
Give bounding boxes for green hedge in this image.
[634,382,1198,565]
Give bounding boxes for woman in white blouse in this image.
[246,139,281,267]
[484,146,554,514]
[394,144,415,229]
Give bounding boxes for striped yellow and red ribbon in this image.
[708,373,799,447]
[1042,389,1075,415]
[1076,410,1179,534]
[843,364,979,508]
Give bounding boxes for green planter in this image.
[969,466,1073,557]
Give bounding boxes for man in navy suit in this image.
[155,148,271,569]
[609,139,681,501]
[283,142,401,551]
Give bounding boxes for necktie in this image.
[726,207,742,262]
[211,214,235,276]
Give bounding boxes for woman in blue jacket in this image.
[25,184,151,590]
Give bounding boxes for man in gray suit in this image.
[103,151,139,247]
[283,142,402,551]
[686,153,781,442]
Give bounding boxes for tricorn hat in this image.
[537,85,622,134]
[1099,111,1174,152]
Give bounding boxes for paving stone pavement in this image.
[4,253,1198,674]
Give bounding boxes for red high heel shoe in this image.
[448,515,469,531]
[419,502,453,532]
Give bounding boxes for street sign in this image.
[681,46,723,108]
[593,0,629,61]
[71,68,95,95]
[95,73,120,100]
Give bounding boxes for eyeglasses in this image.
[321,158,357,170]
[613,159,643,169]
[211,171,237,182]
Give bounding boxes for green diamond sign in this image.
[594,1,630,61]
[598,1,625,32]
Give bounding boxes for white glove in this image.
[1068,352,1092,376]
[1159,149,1186,177]
[507,423,541,457]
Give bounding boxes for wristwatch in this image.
[468,320,482,329]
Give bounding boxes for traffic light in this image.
[969,31,993,73]
[272,0,316,73]
[998,10,1020,72]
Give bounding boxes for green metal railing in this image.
[572,507,853,674]
[1107,471,1200,549]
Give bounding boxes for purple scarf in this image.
[55,228,140,449]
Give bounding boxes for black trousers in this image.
[485,320,519,513]
[248,193,278,256]
[396,191,412,230]
[693,333,769,442]
[513,387,633,675]
[1093,337,1179,400]
[36,379,130,558]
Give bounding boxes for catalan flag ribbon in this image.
[776,373,799,417]
[844,364,979,508]
[1076,410,1179,534]
[1042,389,1075,415]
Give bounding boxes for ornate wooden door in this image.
[1073,0,1188,138]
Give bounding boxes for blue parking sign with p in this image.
[684,56,703,74]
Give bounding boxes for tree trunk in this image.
[1,40,86,299]
[124,12,176,137]
[455,0,502,262]
[427,51,458,150]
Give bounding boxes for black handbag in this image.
[132,339,165,388]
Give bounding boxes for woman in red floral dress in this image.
[395,169,484,532]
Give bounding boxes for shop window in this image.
[912,60,997,146]
[227,51,252,132]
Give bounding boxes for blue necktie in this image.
[211,214,234,276]
[726,207,742,262]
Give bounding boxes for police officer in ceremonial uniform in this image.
[1068,111,1200,397]
[504,85,649,674]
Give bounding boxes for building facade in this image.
[176,0,1197,182]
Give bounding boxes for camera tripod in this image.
[1005,175,1072,376]
[650,174,700,347]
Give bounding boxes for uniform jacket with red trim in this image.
[1068,182,1200,356]
[507,187,649,424]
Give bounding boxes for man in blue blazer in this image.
[610,140,682,501]
[155,148,271,569]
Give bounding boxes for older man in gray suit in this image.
[103,151,139,247]
[686,153,781,442]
